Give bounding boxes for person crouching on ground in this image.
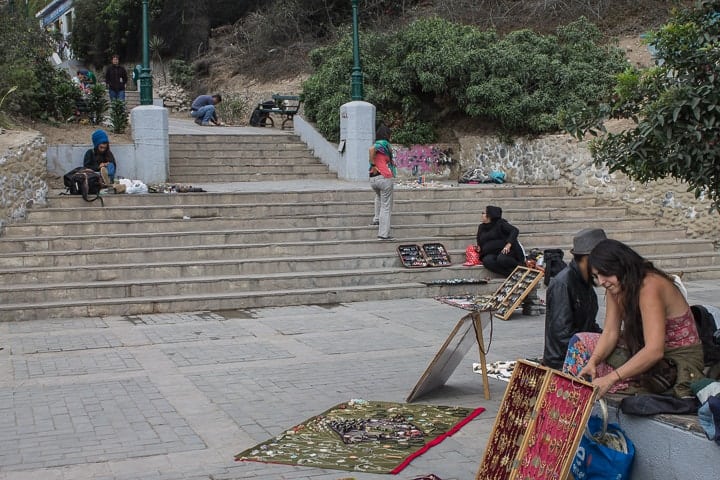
[542,228,606,370]
[563,239,704,398]
[190,93,222,126]
[475,206,524,276]
[83,129,116,185]
[369,125,396,240]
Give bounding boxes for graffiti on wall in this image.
[393,145,454,175]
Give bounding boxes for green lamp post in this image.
[350,0,364,101]
[139,0,153,105]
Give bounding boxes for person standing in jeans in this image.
[104,54,128,101]
[369,125,396,240]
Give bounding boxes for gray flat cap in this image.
[571,228,607,255]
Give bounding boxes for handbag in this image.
[571,399,635,479]
[638,357,677,394]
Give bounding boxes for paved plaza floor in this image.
[1,280,718,480]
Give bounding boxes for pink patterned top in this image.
[665,308,701,349]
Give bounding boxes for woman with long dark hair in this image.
[563,239,704,397]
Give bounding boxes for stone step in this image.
[1,249,715,286]
[170,152,321,163]
[0,233,714,269]
[168,164,333,175]
[170,133,300,144]
[0,218,670,253]
[28,193,599,219]
[40,185,572,206]
[0,265,488,304]
[167,171,339,182]
[0,282,497,321]
[5,211,668,238]
[170,144,312,155]
[11,207,634,235]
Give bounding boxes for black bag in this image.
[692,304,720,366]
[63,167,105,204]
[249,108,263,127]
[543,248,567,286]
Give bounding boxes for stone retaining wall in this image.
[0,130,48,229]
[458,133,720,243]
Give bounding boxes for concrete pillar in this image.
[131,106,169,183]
[339,101,375,181]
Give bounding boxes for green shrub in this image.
[392,121,436,146]
[109,99,128,133]
[303,17,626,143]
[216,93,250,125]
[87,83,109,125]
[168,59,194,90]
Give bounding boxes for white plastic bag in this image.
[125,180,148,194]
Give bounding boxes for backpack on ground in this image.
[249,108,264,127]
[691,304,720,368]
[63,167,105,205]
[543,248,567,286]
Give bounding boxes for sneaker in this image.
[201,121,210,126]
[194,118,202,125]
[369,220,379,226]
[377,236,395,241]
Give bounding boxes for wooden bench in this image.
[255,94,302,129]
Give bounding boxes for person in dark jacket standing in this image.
[83,129,116,185]
[104,54,128,101]
[475,205,524,276]
[541,228,607,369]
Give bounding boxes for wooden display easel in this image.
[485,266,544,320]
[406,310,493,402]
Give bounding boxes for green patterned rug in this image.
[235,399,484,474]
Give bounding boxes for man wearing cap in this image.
[542,228,607,370]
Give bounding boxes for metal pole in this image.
[139,0,153,105]
[350,0,363,101]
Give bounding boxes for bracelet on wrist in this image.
[614,370,623,382]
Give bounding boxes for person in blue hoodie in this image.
[83,129,116,185]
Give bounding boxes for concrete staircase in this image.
[168,133,337,183]
[1,134,719,321]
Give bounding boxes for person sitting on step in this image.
[83,129,116,186]
[475,205,524,277]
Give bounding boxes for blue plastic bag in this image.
[571,415,635,480]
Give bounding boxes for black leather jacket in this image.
[542,260,602,369]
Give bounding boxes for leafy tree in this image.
[0,8,77,120]
[303,17,626,143]
[564,0,720,211]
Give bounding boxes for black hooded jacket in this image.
[542,260,602,369]
[475,218,523,263]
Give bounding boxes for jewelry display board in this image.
[475,360,597,480]
[485,266,544,320]
[397,243,451,268]
[398,244,429,268]
[407,310,493,402]
[422,243,452,266]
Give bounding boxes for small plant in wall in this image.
[0,86,18,129]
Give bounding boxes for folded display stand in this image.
[476,360,597,480]
[407,310,493,402]
[398,243,451,268]
[484,266,544,320]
